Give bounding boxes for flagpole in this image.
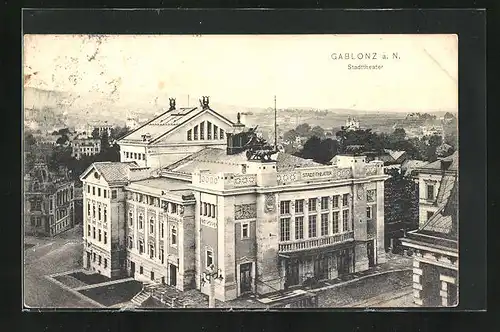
[274,95,277,148]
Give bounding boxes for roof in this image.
[401,159,428,176]
[118,106,236,144]
[128,177,192,197]
[80,161,151,184]
[163,148,323,175]
[384,149,406,162]
[418,151,458,172]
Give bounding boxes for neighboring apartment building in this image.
[80,105,390,302]
[71,138,101,159]
[413,152,458,227]
[401,162,458,307]
[24,163,75,236]
[117,97,243,169]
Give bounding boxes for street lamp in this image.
[201,264,223,308]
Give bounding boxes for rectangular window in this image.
[98,188,101,197]
[98,255,102,265]
[104,258,107,268]
[139,240,144,254]
[103,190,107,198]
[187,129,192,141]
[213,125,219,139]
[242,223,249,239]
[93,227,96,239]
[200,122,205,140]
[308,215,317,238]
[112,190,117,199]
[98,206,101,221]
[321,213,329,236]
[87,225,91,236]
[98,229,102,242]
[427,184,435,200]
[366,206,373,219]
[207,204,212,217]
[160,249,164,264]
[128,236,133,249]
[134,153,137,159]
[194,125,199,140]
[140,266,143,274]
[280,200,291,215]
[149,218,154,234]
[104,231,107,244]
[104,207,107,222]
[333,211,340,233]
[206,249,213,268]
[92,205,95,218]
[295,216,304,240]
[87,203,91,215]
[160,222,164,239]
[149,244,155,259]
[151,271,155,281]
[93,253,96,262]
[203,202,207,216]
[93,187,95,195]
[332,195,339,209]
[295,199,304,213]
[342,210,349,231]
[308,198,317,212]
[280,218,291,242]
[171,204,177,214]
[342,194,349,206]
[171,226,177,246]
[220,128,224,140]
[142,153,145,160]
[427,211,434,220]
[207,121,212,140]
[321,197,329,210]
[87,185,90,193]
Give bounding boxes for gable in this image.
[80,165,110,186]
[150,109,236,145]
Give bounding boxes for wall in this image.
[418,173,443,226]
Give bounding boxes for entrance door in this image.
[367,241,375,267]
[169,264,177,287]
[130,261,135,277]
[285,259,300,289]
[239,262,252,294]
[315,255,329,280]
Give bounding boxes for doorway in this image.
[314,255,329,280]
[130,261,135,277]
[169,264,177,287]
[367,240,375,267]
[239,262,253,294]
[285,259,299,289]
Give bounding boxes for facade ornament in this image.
[264,194,276,213]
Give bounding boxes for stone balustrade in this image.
[278,231,355,253]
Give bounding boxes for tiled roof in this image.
[384,149,406,162]
[419,151,458,172]
[163,148,323,175]
[401,160,427,176]
[89,161,142,184]
[128,177,192,197]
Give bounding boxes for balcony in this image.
[278,231,354,253]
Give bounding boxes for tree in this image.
[283,129,298,143]
[295,123,311,137]
[56,134,69,146]
[91,128,100,139]
[296,137,339,164]
[110,126,130,140]
[384,168,419,232]
[310,126,325,139]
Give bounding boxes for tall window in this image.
[149,244,155,259]
[87,185,90,193]
[280,201,291,215]
[87,203,91,215]
[160,221,164,239]
[241,223,249,239]
[427,184,435,200]
[342,194,349,207]
[366,206,373,219]
[200,122,205,140]
[139,240,144,254]
[112,190,117,199]
[129,212,133,227]
[139,215,143,229]
[98,229,102,242]
[280,218,291,241]
[104,231,107,244]
[87,225,91,236]
[321,213,329,236]
[171,204,178,214]
[213,125,219,139]
[103,190,107,198]
[295,199,304,213]
[332,195,339,209]
[98,206,102,220]
[160,248,164,264]
[206,249,213,268]
[194,125,199,140]
[220,128,224,140]
[295,217,304,239]
[308,215,317,237]
[103,207,107,222]
[171,226,177,246]
[207,121,212,139]
[187,129,192,141]
[92,227,96,239]
[333,211,340,233]
[128,236,133,249]
[149,217,155,234]
[98,188,101,197]
[92,205,96,218]
[308,198,317,212]
[342,210,350,231]
[321,197,329,210]
[93,187,95,195]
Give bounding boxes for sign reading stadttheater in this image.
[301,170,333,179]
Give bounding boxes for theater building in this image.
[80,97,390,301]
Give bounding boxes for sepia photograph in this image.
[23,33,459,309]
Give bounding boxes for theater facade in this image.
[80,97,390,301]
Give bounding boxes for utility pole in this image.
[201,264,223,308]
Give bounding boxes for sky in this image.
[23,34,458,112]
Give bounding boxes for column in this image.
[412,259,423,305]
[290,200,296,241]
[375,181,386,263]
[439,274,456,307]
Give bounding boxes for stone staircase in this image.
[130,287,151,306]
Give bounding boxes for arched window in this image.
[149,217,155,234]
[171,225,177,246]
[138,214,143,229]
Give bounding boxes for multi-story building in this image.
[71,138,101,159]
[344,117,360,131]
[117,97,243,169]
[24,163,75,237]
[400,152,458,306]
[80,100,390,302]
[413,152,458,227]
